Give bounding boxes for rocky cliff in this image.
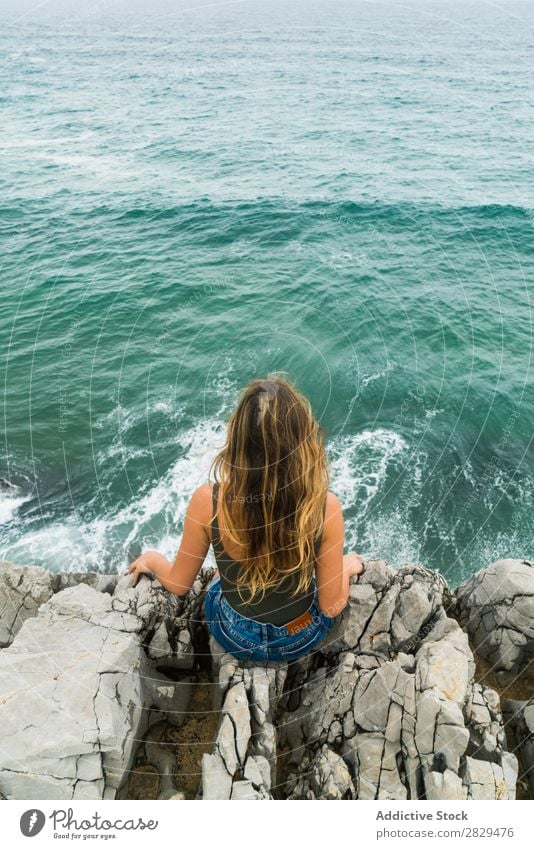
[0,557,532,801]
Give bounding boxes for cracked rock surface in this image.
[0,568,205,799]
[0,558,528,800]
[455,559,534,685]
[0,561,55,648]
[196,561,521,800]
[502,698,534,798]
[200,635,287,799]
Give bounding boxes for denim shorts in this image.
[203,576,334,663]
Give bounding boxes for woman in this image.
[127,375,364,662]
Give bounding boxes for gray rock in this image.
[455,559,534,682]
[52,571,119,595]
[502,698,534,797]
[325,561,450,659]
[223,682,251,767]
[274,560,517,801]
[354,732,407,800]
[244,755,271,790]
[353,661,410,733]
[424,769,467,800]
[0,581,193,800]
[461,755,516,800]
[0,557,525,802]
[0,561,55,647]
[465,683,506,762]
[0,562,122,650]
[200,635,286,799]
[287,745,355,799]
[415,618,471,705]
[201,753,233,800]
[231,779,264,800]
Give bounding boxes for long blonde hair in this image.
[209,374,330,604]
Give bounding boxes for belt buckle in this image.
[285,610,313,635]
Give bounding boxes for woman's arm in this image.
[314,492,363,618]
[127,484,211,595]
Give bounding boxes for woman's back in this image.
[210,481,322,626]
[128,375,361,663]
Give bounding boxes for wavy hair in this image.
[209,374,330,605]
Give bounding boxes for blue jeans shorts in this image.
[203,576,334,662]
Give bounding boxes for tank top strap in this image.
[210,482,223,552]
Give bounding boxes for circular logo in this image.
[20,809,46,837]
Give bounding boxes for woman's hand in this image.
[126,555,154,587]
[344,551,365,578]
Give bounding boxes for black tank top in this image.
[210,481,323,626]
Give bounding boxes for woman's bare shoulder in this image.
[194,481,214,498]
[325,490,343,513]
[188,483,214,519]
[321,491,344,538]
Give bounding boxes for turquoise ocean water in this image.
[0,0,533,587]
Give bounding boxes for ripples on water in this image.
[1,1,533,582]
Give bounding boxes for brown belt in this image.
[284,609,314,635]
